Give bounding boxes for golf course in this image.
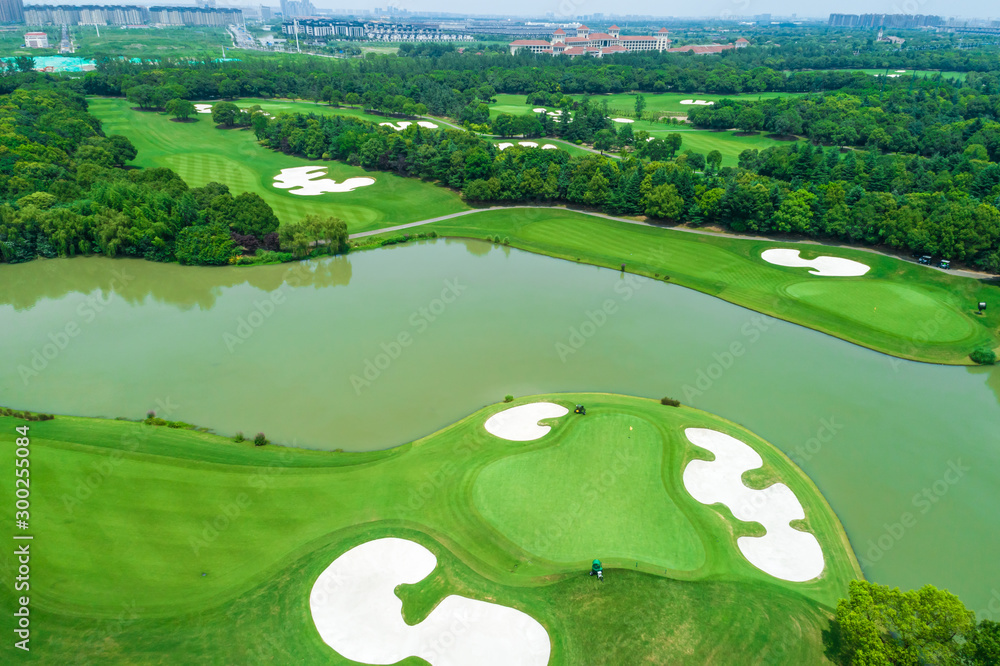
[89,98,470,235]
[84,102,1000,363]
[6,23,1000,664]
[0,393,861,663]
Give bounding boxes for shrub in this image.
[146,410,155,419]
[234,431,245,443]
[254,432,268,446]
[504,394,514,402]
[971,347,997,365]
[661,397,680,407]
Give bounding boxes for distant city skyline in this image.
[11,0,1000,21]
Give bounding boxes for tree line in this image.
[257,109,1000,272]
[0,86,345,266]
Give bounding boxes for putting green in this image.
[0,393,860,663]
[785,281,975,342]
[89,97,469,233]
[473,412,706,571]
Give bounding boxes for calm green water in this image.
[2,240,999,612]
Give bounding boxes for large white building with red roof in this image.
[510,26,749,58]
[510,25,670,57]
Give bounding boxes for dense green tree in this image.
[279,214,348,258]
[211,101,241,127]
[175,223,236,265]
[165,98,196,121]
[835,580,975,666]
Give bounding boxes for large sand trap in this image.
[379,121,413,131]
[612,118,635,123]
[273,167,375,195]
[519,141,538,147]
[895,69,906,73]
[887,74,900,78]
[682,428,825,582]
[680,99,715,105]
[761,248,870,277]
[310,538,550,665]
[484,402,568,441]
[497,142,514,150]
[542,144,557,149]
[533,107,548,113]
[417,121,438,128]
[194,103,213,114]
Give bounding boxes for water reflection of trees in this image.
[0,255,353,311]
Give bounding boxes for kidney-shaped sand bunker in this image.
[310,537,550,666]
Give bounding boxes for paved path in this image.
[349,206,992,279]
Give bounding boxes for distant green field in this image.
[796,68,968,81]
[490,93,807,165]
[89,97,468,233]
[71,25,231,59]
[490,92,801,120]
[648,128,805,166]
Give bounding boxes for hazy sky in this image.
[321,0,996,20]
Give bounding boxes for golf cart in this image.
[574,405,586,415]
[939,259,951,269]
[918,255,932,265]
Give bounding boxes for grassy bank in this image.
[0,393,859,663]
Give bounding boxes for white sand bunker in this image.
[533,107,548,113]
[311,538,550,666]
[542,144,557,149]
[895,69,906,73]
[887,74,900,78]
[417,121,438,128]
[680,99,715,105]
[519,141,538,147]
[682,428,825,582]
[484,402,568,441]
[273,167,375,196]
[379,121,412,131]
[612,118,634,123]
[194,103,213,114]
[761,248,870,277]
[498,142,513,150]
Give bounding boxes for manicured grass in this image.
[490,93,806,165]
[89,97,469,234]
[0,393,859,663]
[486,137,596,157]
[424,208,1000,363]
[796,68,968,82]
[71,25,232,60]
[648,128,804,166]
[567,91,802,117]
[490,92,801,120]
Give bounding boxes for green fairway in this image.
[648,128,804,166]
[489,94,806,165]
[0,393,859,663]
[567,91,802,117]
[71,25,232,60]
[89,97,468,233]
[422,208,1000,363]
[490,92,801,120]
[796,68,968,82]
